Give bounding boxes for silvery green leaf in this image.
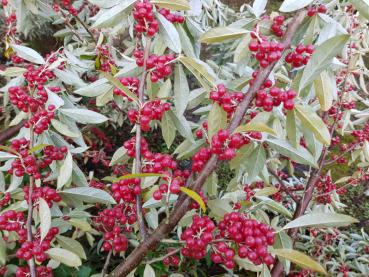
[174,64,189,115]
[39,198,51,242]
[279,0,314,12]
[252,0,267,17]
[0,152,18,161]
[168,110,194,143]
[11,44,45,64]
[57,151,73,189]
[46,88,65,109]
[157,13,182,53]
[60,187,116,205]
[60,108,108,124]
[92,0,136,28]
[74,79,112,97]
[53,68,86,88]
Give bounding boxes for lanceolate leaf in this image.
[56,235,87,259]
[286,110,299,148]
[39,198,51,242]
[295,105,331,145]
[279,0,314,12]
[60,187,116,205]
[161,112,176,148]
[174,64,189,115]
[267,138,317,167]
[157,13,182,53]
[245,145,266,182]
[60,109,108,124]
[151,0,190,10]
[168,110,194,143]
[271,249,327,275]
[180,187,206,212]
[208,103,227,139]
[299,34,350,90]
[234,122,276,136]
[314,71,334,111]
[45,248,82,267]
[11,44,45,64]
[199,27,248,44]
[102,72,139,103]
[57,151,73,189]
[0,151,18,161]
[282,213,358,229]
[179,56,216,91]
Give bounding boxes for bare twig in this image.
[0,121,25,144]
[268,169,300,203]
[146,248,180,264]
[102,250,113,277]
[74,15,97,44]
[109,10,306,277]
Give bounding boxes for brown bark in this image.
[109,10,306,277]
[0,121,25,144]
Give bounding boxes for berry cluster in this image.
[8,138,41,179]
[195,122,208,139]
[218,212,275,266]
[255,86,296,111]
[23,186,62,207]
[0,266,6,276]
[211,129,252,160]
[8,86,48,113]
[40,145,68,168]
[285,44,314,68]
[211,241,236,269]
[351,123,369,143]
[128,101,171,131]
[16,227,59,262]
[0,210,25,233]
[316,175,346,204]
[123,137,178,173]
[111,178,141,203]
[0,192,11,207]
[209,85,244,117]
[23,62,58,88]
[16,265,53,277]
[52,0,86,16]
[180,215,215,260]
[133,1,158,37]
[24,105,55,134]
[307,4,327,17]
[134,51,175,82]
[163,249,181,267]
[102,226,128,253]
[113,77,140,101]
[159,8,185,23]
[271,15,285,37]
[249,38,284,68]
[94,204,137,232]
[192,147,212,172]
[153,170,190,200]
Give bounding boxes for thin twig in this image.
[74,15,97,44]
[146,248,180,264]
[268,169,300,203]
[102,250,113,277]
[134,37,152,241]
[26,123,36,277]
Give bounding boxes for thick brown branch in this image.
[109,10,306,277]
[0,121,25,144]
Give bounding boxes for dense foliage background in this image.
[0,0,369,276]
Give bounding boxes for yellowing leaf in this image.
[199,27,248,44]
[28,144,49,154]
[103,173,165,183]
[295,105,331,145]
[180,187,206,212]
[234,122,276,136]
[271,249,327,275]
[151,0,190,10]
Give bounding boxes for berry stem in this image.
[134,37,152,241]
[146,248,180,264]
[109,10,306,277]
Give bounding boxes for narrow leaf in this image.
[174,64,189,115]
[151,0,190,10]
[57,151,73,189]
[46,248,82,267]
[11,44,45,64]
[161,112,176,148]
[199,27,248,44]
[282,213,358,229]
[39,198,51,242]
[208,103,227,139]
[180,187,206,212]
[102,72,139,103]
[157,13,182,53]
[234,122,276,136]
[60,187,116,205]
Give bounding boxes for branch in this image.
[146,248,180,264]
[0,121,25,144]
[102,250,113,277]
[109,10,306,277]
[73,15,97,44]
[134,38,152,241]
[26,124,36,277]
[268,169,300,203]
